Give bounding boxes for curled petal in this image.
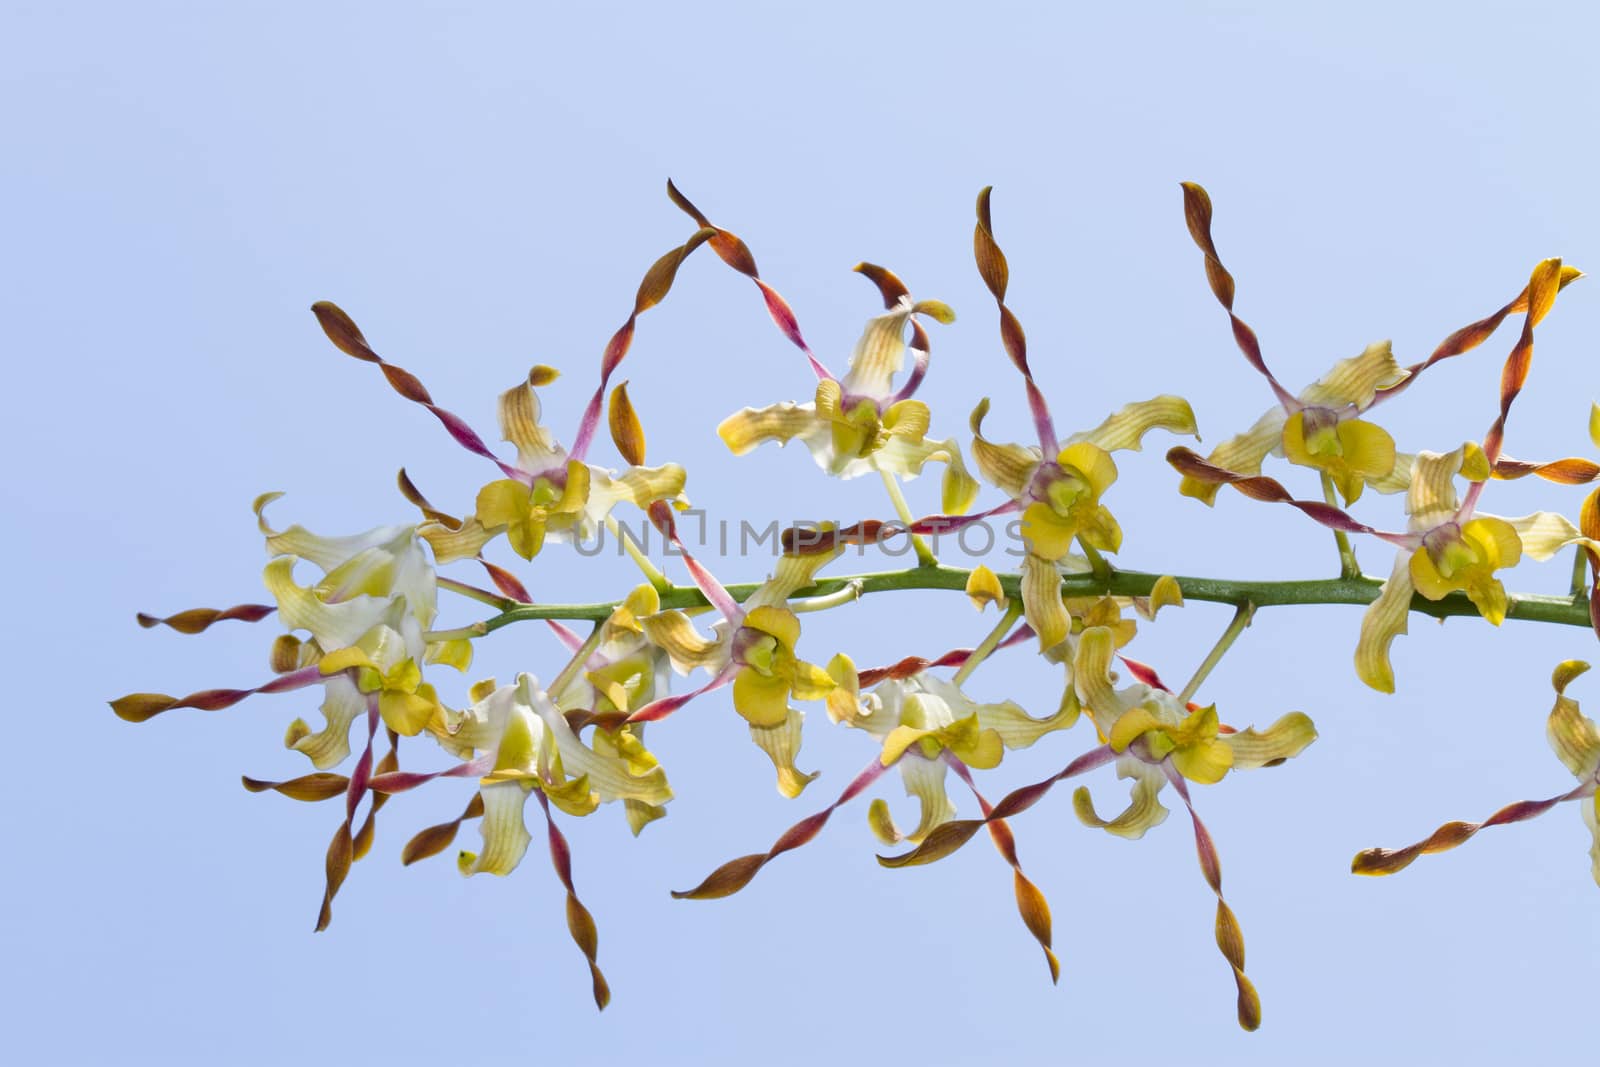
[717,401,819,456]
[1073,395,1199,453]
[970,398,1042,498]
[749,709,819,798]
[1355,553,1414,694]
[977,698,1079,748]
[1178,408,1285,505]
[285,673,367,769]
[1298,340,1408,410]
[1547,661,1600,778]
[498,376,566,475]
[1224,712,1318,770]
[1072,765,1168,839]
[1507,511,1592,561]
[869,753,956,845]
[1021,553,1069,651]
[457,780,533,876]
[640,610,726,674]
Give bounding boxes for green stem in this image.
[1321,473,1361,579]
[953,599,1025,687]
[1178,602,1255,705]
[480,563,1596,630]
[548,622,606,698]
[438,576,513,609]
[1077,539,1112,583]
[878,466,937,567]
[606,515,672,592]
[1572,545,1590,598]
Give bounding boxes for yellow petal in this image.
[1171,739,1234,785]
[1406,449,1467,531]
[1507,512,1586,562]
[1109,707,1163,753]
[732,667,792,727]
[842,304,912,399]
[1021,553,1069,651]
[458,781,533,877]
[498,380,564,474]
[882,399,930,441]
[1336,419,1397,480]
[1072,770,1169,839]
[749,709,819,798]
[1073,626,1121,728]
[1463,516,1522,570]
[965,564,1007,611]
[640,610,725,674]
[1225,712,1318,770]
[788,659,837,702]
[1074,395,1198,453]
[1180,408,1285,505]
[970,398,1041,498]
[1355,553,1414,693]
[743,605,802,650]
[975,698,1078,748]
[1299,340,1408,410]
[894,754,957,845]
[717,402,818,455]
[1056,442,1119,497]
[1021,502,1076,562]
[475,479,531,530]
[287,674,365,769]
[1547,661,1600,778]
[1407,545,1456,602]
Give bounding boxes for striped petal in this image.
[1224,712,1318,770]
[717,401,820,456]
[868,752,955,845]
[458,780,533,876]
[1298,340,1408,410]
[1021,553,1069,651]
[498,378,566,475]
[1072,395,1199,453]
[1547,661,1600,778]
[640,610,727,674]
[1179,407,1285,505]
[1071,762,1169,839]
[839,301,913,400]
[1355,553,1414,694]
[970,398,1042,498]
[283,673,367,769]
[749,708,819,798]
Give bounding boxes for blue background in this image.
[5,2,1599,1062]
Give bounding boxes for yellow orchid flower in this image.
[1179,342,1410,506]
[717,264,978,514]
[1355,445,1586,692]
[1071,678,1316,839]
[633,544,844,796]
[447,673,674,876]
[419,370,688,563]
[729,605,835,728]
[969,397,1196,651]
[252,496,474,767]
[1177,183,1582,506]
[319,626,445,737]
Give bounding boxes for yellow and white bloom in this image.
[717,266,979,514]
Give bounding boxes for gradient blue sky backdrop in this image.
[6,2,1600,1063]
